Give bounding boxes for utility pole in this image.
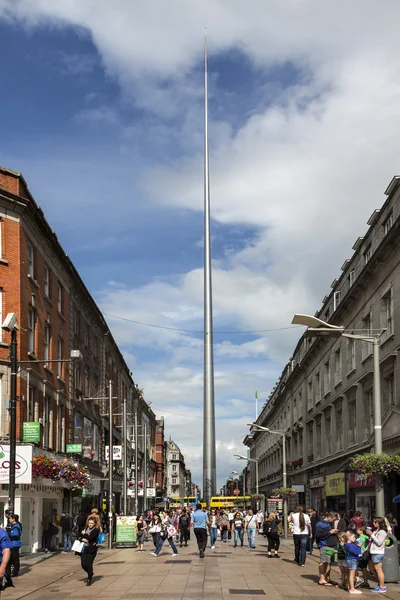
[122,396,127,515]
[203,27,216,506]
[108,380,113,549]
[134,411,138,515]
[8,327,18,514]
[143,422,147,512]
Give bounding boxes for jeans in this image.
[221,527,228,541]
[234,528,244,546]
[293,534,309,565]
[247,528,256,548]
[151,532,160,548]
[194,528,208,552]
[63,533,72,552]
[180,527,189,545]
[154,535,178,556]
[210,528,218,547]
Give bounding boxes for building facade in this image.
[0,166,156,550]
[165,438,187,499]
[246,175,400,521]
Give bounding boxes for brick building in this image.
[245,174,400,521]
[0,166,157,550]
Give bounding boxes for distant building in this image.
[165,438,186,499]
[155,418,166,505]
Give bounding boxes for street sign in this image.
[22,422,40,443]
[127,488,135,497]
[66,444,83,454]
[147,488,156,497]
[233,489,240,495]
[105,445,122,461]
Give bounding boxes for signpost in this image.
[22,422,40,443]
[66,444,83,454]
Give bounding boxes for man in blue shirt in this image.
[0,524,12,586]
[315,512,338,586]
[7,515,22,576]
[191,504,209,558]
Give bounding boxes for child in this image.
[337,532,349,590]
[344,531,363,594]
[356,527,370,589]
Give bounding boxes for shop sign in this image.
[348,473,375,488]
[309,476,325,489]
[326,473,345,497]
[0,445,32,484]
[22,422,41,443]
[105,445,122,461]
[293,485,305,493]
[115,515,137,543]
[66,444,83,454]
[147,488,156,497]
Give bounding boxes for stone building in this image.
[246,175,400,520]
[165,438,187,500]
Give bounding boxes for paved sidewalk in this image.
[2,536,400,600]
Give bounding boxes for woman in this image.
[208,509,221,549]
[86,510,101,530]
[288,505,311,567]
[150,520,179,557]
[148,513,162,549]
[231,511,244,548]
[220,513,229,543]
[135,514,147,552]
[79,517,99,587]
[349,511,364,531]
[366,517,387,594]
[265,512,281,558]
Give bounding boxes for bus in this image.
[169,496,205,508]
[209,496,251,510]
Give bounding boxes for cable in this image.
[102,312,302,335]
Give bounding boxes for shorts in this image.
[347,559,358,570]
[371,554,384,564]
[319,547,334,563]
[338,559,348,568]
[357,558,368,569]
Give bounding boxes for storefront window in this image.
[74,413,84,445]
[83,417,92,458]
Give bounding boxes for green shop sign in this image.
[66,444,83,454]
[116,515,137,543]
[22,422,41,443]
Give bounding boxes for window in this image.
[323,360,330,396]
[363,390,373,440]
[43,396,50,447]
[44,323,51,365]
[57,337,63,378]
[361,313,373,359]
[349,269,355,287]
[57,404,65,453]
[314,372,320,404]
[382,374,395,413]
[307,422,313,463]
[333,291,341,311]
[57,282,63,314]
[381,287,394,336]
[293,397,297,422]
[347,338,356,373]
[28,386,35,422]
[172,477,177,485]
[84,367,90,396]
[335,401,344,451]
[315,416,322,459]
[363,245,372,264]
[28,307,35,354]
[307,380,313,411]
[85,324,90,348]
[334,347,342,385]
[348,396,357,445]
[74,362,81,391]
[44,265,51,298]
[93,337,99,359]
[324,409,332,455]
[172,464,177,473]
[384,213,393,235]
[28,243,35,278]
[0,288,2,343]
[172,453,177,460]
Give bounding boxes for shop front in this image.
[325,472,346,512]
[309,476,325,514]
[349,473,375,525]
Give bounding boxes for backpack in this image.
[180,515,189,527]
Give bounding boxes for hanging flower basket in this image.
[351,453,400,478]
[250,494,265,502]
[273,487,297,499]
[32,455,90,489]
[292,458,303,469]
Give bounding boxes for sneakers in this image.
[211,545,215,550]
[355,579,364,588]
[171,553,179,556]
[371,587,387,593]
[349,590,363,594]
[150,552,158,557]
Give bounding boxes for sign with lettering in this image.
[66,444,83,454]
[309,476,325,488]
[0,445,32,484]
[348,473,375,488]
[22,422,41,443]
[325,473,345,496]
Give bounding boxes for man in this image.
[228,509,235,540]
[244,509,258,549]
[178,509,191,548]
[191,503,209,558]
[256,509,264,533]
[60,511,73,553]
[7,514,21,576]
[315,512,338,586]
[0,525,11,592]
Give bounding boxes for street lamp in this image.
[249,423,288,538]
[234,454,259,508]
[292,313,385,517]
[2,314,18,515]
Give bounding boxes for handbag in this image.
[160,528,168,540]
[148,526,156,534]
[72,540,85,553]
[98,532,105,544]
[0,573,14,591]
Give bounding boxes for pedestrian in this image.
[365,517,387,593]
[265,512,280,558]
[60,511,73,553]
[337,512,348,533]
[356,527,370,589]
[51,509,61,549]
[148,513,162,548]
[191,503,208,558]
[178,509,191,547]
[86,510,101,530]
[7,514,21,576]
[232,511,244,548]
[336,531,349,590]
[79,516,100,587]
[344,531,363,594]
[256,509,264,533]
[43,518,58,553]
[349,512,364,532]
[208,509,221,550]
[0,525,11,589]
[220,514,229,543]
[150,520,179,557]
[315,512,338,586]
[135,515,147,552]
[244,509,258,549]
[288,505,311,567]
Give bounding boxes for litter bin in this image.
[382,534,399,583]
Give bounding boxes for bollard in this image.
[382,534,399,583]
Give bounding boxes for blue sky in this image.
[1,0,400,489]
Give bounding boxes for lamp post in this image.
[234,454,259,508]
[292,313,385,518]
[249,423,288,538]
[2,314,18,515]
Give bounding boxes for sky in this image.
[1,0,400,491]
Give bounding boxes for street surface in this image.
[4,538,400,600]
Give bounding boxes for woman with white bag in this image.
[150,520,179,557]
[148,514,162,549]
[77,517,100,586]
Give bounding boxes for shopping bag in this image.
[72,540,85,553]
[167,526,177,538]
[0,573,14,591]
[98,532,105,544]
